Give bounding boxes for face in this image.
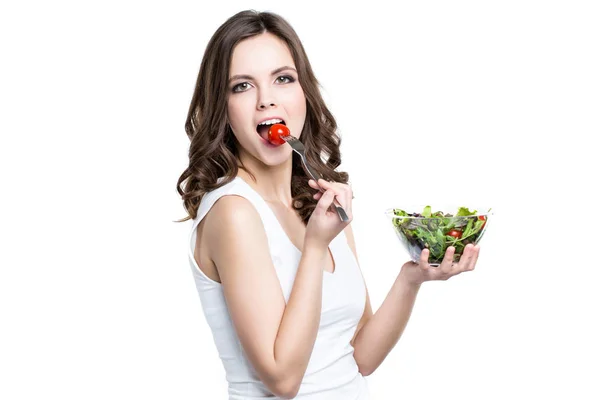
[227,32,306,167]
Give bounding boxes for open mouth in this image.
[256,119,286,139]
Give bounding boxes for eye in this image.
[232,82,251,93]
[276,75,295,84]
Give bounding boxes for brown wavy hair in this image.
[176,10,348,224]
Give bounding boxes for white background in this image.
[1,0,599,399]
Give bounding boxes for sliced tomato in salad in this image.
[478,215,487,229]
[447,229,463,239]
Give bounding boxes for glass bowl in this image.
[385,205,492,266]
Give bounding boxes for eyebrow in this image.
[229,66,297,83]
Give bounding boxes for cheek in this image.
[226,104,246,145]
[285,87,307,116]
[227,98,249,131]
[227,99,239,124]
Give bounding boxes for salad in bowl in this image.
[385,205,491,266]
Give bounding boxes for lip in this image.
[258,134,282,148]
[256,116,286,125]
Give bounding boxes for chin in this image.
[263,153,292,168]
[257,147,293,167]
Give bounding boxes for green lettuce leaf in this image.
[456,207,477,217]
[422,205,432,218]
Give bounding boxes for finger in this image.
[439,246,456,276]
[338,192,352,220]
[313,192,323,200]
[315,189,336,214]
[456,244,475,272]
[318,179,349,195]
[318,179,351,214]
[343,184,353,215]
[467,245,480,271]
[317,179,343,204]
[308,179,320,189]
[317,178,333,188]
[317,179,338,196]
[419,248,431,273]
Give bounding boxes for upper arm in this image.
[344,224,373,347]
[205,195,287,393]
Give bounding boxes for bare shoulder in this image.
[203,194,271,273]
[204,194,263,243]
[205,193,260,224]
[196,195,261,279]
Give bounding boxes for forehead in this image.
[229,33,295,76]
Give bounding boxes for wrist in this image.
[302,240,329,258]
[397,267,423,290]
[302,238,329,253]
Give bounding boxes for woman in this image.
[176,10,480,399]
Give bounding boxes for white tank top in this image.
[187,176,369,399]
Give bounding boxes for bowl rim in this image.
[384,206,493,219]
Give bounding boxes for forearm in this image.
[273,244,328,391]
[353,272,421,376]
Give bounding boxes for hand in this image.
[304,179,353,249]
[399,244,480,286]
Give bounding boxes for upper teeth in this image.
[258,118,283,126]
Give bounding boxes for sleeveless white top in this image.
[187,177,369,399]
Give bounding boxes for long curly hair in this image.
[176,10,348,224]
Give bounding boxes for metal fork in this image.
[281,135,349,222]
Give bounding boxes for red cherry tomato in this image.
[267,124,290,146]
[448,229,463,239]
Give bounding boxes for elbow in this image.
[259,358,305,398]
[358,363,374,377]
[354,346,377,376]
[263,371,301,399]
[355,355,375,377]
[272,378,301,399]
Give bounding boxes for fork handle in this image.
[299,155,349,222]
[332,203,349,222]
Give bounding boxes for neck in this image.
[236,153,294,207]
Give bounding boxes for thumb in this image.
[315,189,335,214]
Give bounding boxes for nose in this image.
[258,102,276,109]
[257,89,277,110]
